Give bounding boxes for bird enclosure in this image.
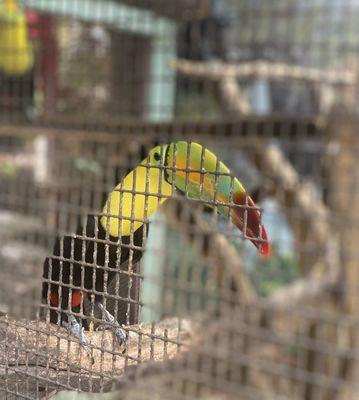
[0,1,358,400]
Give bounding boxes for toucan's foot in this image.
[63,315,94,364]
[95,302,128,349]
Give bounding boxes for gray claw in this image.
[95,302,128,348]
[113,326,128,347]
[63,315,94,364]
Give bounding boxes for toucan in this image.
[41,141,269,362]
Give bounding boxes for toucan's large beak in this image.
[101,141,269,255]
[166,141,270,256]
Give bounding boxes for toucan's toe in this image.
[63,315,94,364]
[113,326,128,347]
[95,302,127,350]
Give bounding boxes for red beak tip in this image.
[259,243,271,257]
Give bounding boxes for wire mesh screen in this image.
[0,1,359,400]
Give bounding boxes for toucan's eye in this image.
[153,152,161,162]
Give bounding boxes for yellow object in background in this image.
[0,0,34,75]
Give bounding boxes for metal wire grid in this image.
[0,0,358,399]
[0,117,357,399]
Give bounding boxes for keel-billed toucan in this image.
[42,141,269,362]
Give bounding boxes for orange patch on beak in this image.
[173,157,227,203]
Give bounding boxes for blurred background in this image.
[1,0,358,122]
[0,0,358,399]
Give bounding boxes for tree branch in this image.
[172,59,356,86]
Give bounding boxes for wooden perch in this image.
[218,78,252,115]
[0,317,193,394]
[172,59,357,86]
